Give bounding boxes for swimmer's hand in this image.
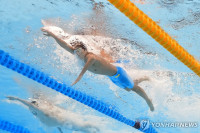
[147,99,154,112]
[41,27,54,36]
[6,96,19,101]
[71,78,81,86]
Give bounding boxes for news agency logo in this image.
[150,121,198,128]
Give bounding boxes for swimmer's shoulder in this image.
[85,52,95,59]
[85,52,103,63]
[86,53,108,64]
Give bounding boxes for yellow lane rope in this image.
[107,0,200,77]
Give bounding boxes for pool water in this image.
[0,0,200,133]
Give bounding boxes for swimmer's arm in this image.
[7,96,31,107]
[71,57,95,86]
[51,34,74,54]
[41,28,74,54]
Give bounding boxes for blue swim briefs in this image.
[108,66,134,89]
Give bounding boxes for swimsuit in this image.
[108,66,134,89]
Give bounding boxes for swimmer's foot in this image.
[142,76,150,81]
[140,76,150,82]
[134,76,150,85]
[147,99,154,112]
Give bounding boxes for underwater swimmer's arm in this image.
[41,27,74,54]
[71,57,95,86]
[7,96,32,107]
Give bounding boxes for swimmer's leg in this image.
[127,85,154,111]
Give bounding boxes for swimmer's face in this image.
[75,48,87,59]
[31,100,38,107]
[31,100,38,115]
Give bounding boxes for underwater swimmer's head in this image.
[73,41,88,59]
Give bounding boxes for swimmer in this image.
[41,26,154,111]
[7,96,100,133]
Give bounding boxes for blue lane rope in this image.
[0,119,30,133]
[0,50,157,133]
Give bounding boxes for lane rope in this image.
[107,0,200,77]
[0,119,30,133]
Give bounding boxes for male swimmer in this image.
[41,26,154,111]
